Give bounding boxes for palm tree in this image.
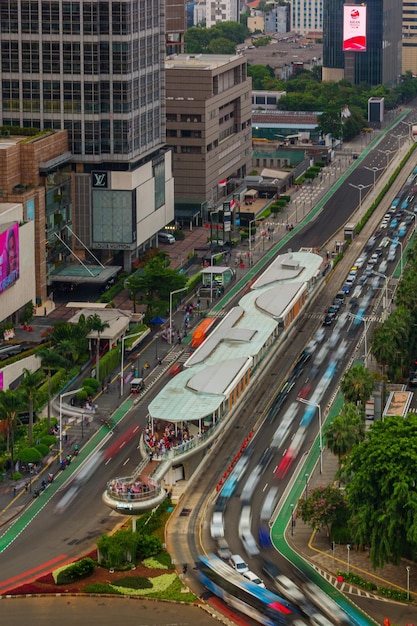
[36,349,70,431]
[340,364,375,408]
[87,314,110,381]
[0,389,25,475]
[21,368,43,446]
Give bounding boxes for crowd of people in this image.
[108,476,155,500]
[142,420,212,459]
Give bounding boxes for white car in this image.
[243,570,266,588]
[210,511,224,539]
[229,554,249,574]
[354,255,366,268]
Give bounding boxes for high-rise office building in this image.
[206,0,240,28]
[322,0,402,86]
[403,0,417,75]
[290,0,323,36]
[0,1,174,273]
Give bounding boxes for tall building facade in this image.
[290,0,323,36]
[323,0,402,86]
[403,0,417,75]
[206,0,240,28]
[0,1,174,273]
[165,54,252,215]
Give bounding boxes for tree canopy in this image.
[184,22,248,54]
[126,257,187,321]
[297,484,348,536]
[345,415,417,569]
[324,402,365,473]
[340,364,375,408]
[370,237,417,379]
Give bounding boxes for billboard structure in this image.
[343,5,367,52]
[0,222,20,294]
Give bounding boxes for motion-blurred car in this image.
[210,511,225,539]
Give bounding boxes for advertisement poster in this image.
[343,5,367,52]
[0,223,19,294]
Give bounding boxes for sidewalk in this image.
[286,446,417,602]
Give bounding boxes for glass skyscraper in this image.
[323,0,402,86]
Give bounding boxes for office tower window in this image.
[84,43,99,75]
[1,1,18,33]
[1,41,19,72]
[43,42,61,73]
[112,2,131,35]
[62,2,81,34]
[22,42,40,73]
[43,81,61,113]
[84,83,100,114]
[63,43,81,74]
[63,82,81,113]
[21,1,39,34]
[2,80,20,112]
[42,2,60,35]
[23,81,40,112]
[83,2,98,35]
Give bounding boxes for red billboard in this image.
[343,5,367,52]
[0,223,20,294]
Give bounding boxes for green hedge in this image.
[56,557,96,585]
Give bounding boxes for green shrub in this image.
[11,472,22,481]
[173,229,185,240]
[17,448,42,463]
[55,557,96,585]
[336,571,377,591]
[82,386,95,398]
[83,378,100,391]
[40,434,57,447]
[377,586,409,602]
[137,535,162,559]
[35,443,50,457]
[144,552,172,569]
[115,576,153,589]
[76,389,88,403]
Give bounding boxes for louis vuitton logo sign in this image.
[92,172,108,188]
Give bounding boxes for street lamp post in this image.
[248,219,256,268]
[364,165,384,199]
[406,566,411,601]
[59,388,83,463]
[304,473,309,499]
[290,504,295,536]
[347,544,351,574]
[297,397,323,474]
[120,330,147,396]
[378,148,396,168]
[392,133,405,152]
[401,120,414,143]
[349,182,372,214]
[169,287,188,346]
[209,252,221,303]
[387,237,403,277]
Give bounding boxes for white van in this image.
[158,232,175,245]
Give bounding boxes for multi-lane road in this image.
[1,110,417,624]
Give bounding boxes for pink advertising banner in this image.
[0,222,19,294]
[343,5,367,52]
